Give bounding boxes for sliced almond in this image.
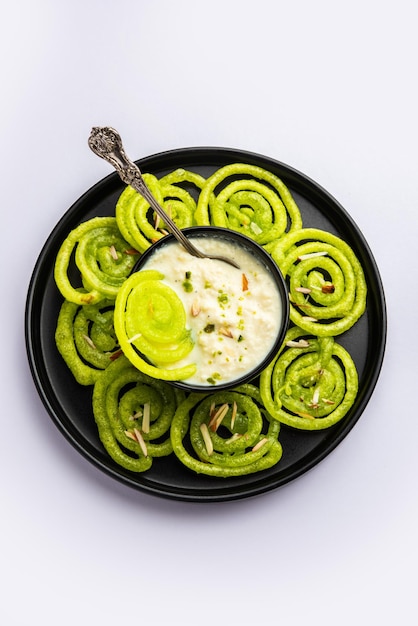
[191,300,201,317]
[297,251,328,261]
[219,327,233,338]
[225,433,242,444]
[133,428,148,457]
[250,222,262,235]
[285,339,310,348]
[215,405,229,431]
[309,388,320,409]
[83,334,96,350]
[109,245,118,260]
[296,411,316,420]
[127,333,142,344]
[252,437,268,452]
[142,403,150,434]
[129,410,143,422]
[200,423,213,456]
[209,403,229,431]
[295,286,312,294]
[231,401,237,429]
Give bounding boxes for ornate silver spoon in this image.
[88,126,239,269]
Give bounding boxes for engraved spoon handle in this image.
[88,126,239,268]
[88,126,204,257]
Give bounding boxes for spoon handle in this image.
[88,126,205,258]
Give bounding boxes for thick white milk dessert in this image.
[141,237,283,386]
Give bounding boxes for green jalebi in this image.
[55,297,118,385]
[54,216,138,305]
[170,385,282,477]
[115,169,208,252]
[260,327,359,430]
[113,269,196,381]
[270,227,367,336]
[195,163,303,244]
[92,355,185,472]
[53,161,368,477]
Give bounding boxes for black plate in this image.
[25,147,386,502]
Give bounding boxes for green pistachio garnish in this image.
[182,280,193,292]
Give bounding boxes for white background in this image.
[2,1,417,624]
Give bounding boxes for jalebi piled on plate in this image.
[53,163,367,474]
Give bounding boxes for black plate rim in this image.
[25,146,387,502]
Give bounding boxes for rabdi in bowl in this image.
[114,227,289,391]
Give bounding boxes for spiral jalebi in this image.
[54,216,138,305]
[270,227,367,336]
[92,355,184,472]
[114,269,196,381]
[55,298,119,385]
[53,161,369,478]
[195,163,303,244]
[170,385,282,476]
[115,169,207,252]
[260,327,359,430]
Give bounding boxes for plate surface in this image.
[25,147,386,502]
